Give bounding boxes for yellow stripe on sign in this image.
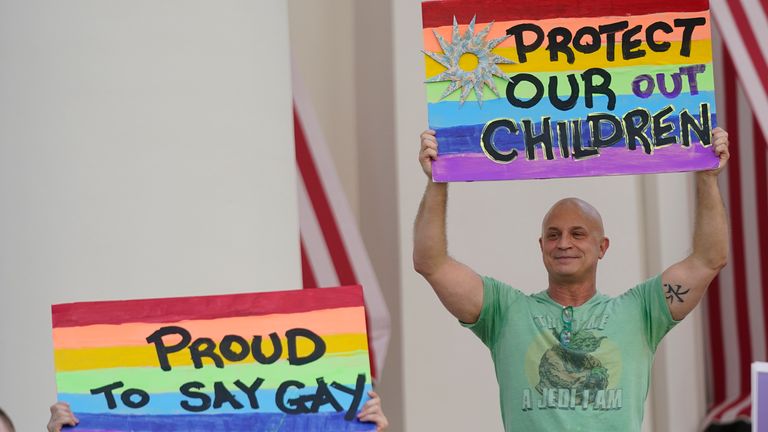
[53,333,369,371]
[425,40,712,77]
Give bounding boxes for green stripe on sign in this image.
[425,63,715,103]
[56,351,371,394]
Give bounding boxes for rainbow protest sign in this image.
[422,0,718,181]
[51,286,376,431]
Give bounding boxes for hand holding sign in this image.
[420,130,439,179]
[46,402,77,432]
[703,127,730,176]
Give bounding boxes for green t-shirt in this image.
[463,275,677,432]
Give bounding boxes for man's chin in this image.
[550,269,585,282]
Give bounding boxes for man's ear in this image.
[599,237,610,259]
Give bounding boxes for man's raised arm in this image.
[661,127,730,320]
[413,130,484,323]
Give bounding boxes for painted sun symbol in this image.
[424,15,514,106]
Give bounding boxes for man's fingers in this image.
[51,413,77,425]
[712,128,728,145]
[713,135,728,147]
[358,404,380,418]
[419,129,439,179]
[358,412,388,431]
[420,129,436,139]
[421,147,438,160]
[421,137,437,151]
[48,402,79,432]
[358,402,381,418]
[359,391,387,430]
[358,412,383,422]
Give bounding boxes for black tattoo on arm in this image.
[665,283,690,304]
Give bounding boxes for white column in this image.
[642,173,707,432]
[0,1,298,429]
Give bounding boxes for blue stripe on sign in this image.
[72,412,377,431]
[435,113,718,155]
[427,91,716,129]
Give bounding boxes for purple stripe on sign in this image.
[759,371,768,432]
[71,412,377,432]
[432,144,718,181]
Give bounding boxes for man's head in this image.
[0,407,15,432]
[539,198,609,286]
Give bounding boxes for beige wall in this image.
[0,1,298,430]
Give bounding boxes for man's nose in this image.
[557,235,572,248]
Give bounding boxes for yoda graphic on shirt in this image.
[536,329,609,404]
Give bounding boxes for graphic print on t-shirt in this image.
[538,329,608,403]
[522,315,624,412]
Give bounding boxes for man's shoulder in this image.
[597,275,664,306]
[481,275,553,306]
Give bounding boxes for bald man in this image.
[413,128,730,432]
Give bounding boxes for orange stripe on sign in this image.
[54,333,369,371]
[52,306,367,349]
[422,12,711,53]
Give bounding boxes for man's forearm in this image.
[692,172,728,270]
[413,181,449,276]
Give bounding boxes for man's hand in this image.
[703,127,730,176]
[47,402,78,432]
[357,391,389,431]
[419,129,438,179]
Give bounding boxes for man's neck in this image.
[546,280,597,307]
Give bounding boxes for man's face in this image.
[539,200,609,284]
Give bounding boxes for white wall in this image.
[0,1,298,430]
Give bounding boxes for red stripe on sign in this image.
[293,110,357,286]
[300,237,319,289]
[51,285,364,327]
[755,117,768,356]
[724,50,753,396]
[726,0,768,94]
[706,275,727,408]
[421,0,709,28]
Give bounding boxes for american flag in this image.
[291,70,391,381]
[703,0,768,430]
